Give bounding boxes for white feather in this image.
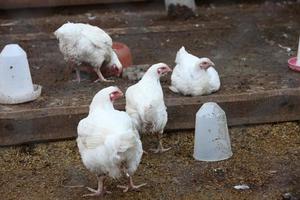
[125,63,168,135]
[54,22,121,71]
[77,86,142,178]
[170,46,221,96]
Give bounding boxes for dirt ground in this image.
[0,122,299,200]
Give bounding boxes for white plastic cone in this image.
[193,102,232,161]
[0,44,42,104]
[297,36,300,66]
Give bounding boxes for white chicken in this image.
[169,46,220,96]
[77,86,145,197]
[125,63,172,153]
[54,22,122,83]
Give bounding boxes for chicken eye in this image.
[202,62,208,65]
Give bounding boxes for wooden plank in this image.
[0,22,231,42]
[0,0,147,9]
[167,87,300,129]
[1,87,300,146]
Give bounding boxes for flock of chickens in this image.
[55,22,221,197]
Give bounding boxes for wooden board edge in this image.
[1,87,300,119]
[1,87,300,146]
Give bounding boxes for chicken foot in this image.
[117,173,146,193]
[83,175,111,197]
[150,133,172,153]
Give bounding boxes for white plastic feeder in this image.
[0,44,42,104]
[193,102,233,161]
[165,0,196,12]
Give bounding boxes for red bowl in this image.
[112,42,132,69]
[80,42,132,79]
[288,57,300,72]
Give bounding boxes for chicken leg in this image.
[66,61,82,83]
[150,133,172,153]
[94,67,114,83]
[74,67,81,83]
[83,175,111,197]
[117,173,146,193]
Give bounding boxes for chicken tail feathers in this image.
[105,131,137,163]
[175,46,187,64]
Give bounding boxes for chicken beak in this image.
[118,68,123,77]
[166,66,172,72]
[210,61,215,67]
[116,89,124,99]
[162,66,172,75]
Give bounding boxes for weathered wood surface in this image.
[0,22,231,42]
[0,0,147,9]
[1,87,300,146]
